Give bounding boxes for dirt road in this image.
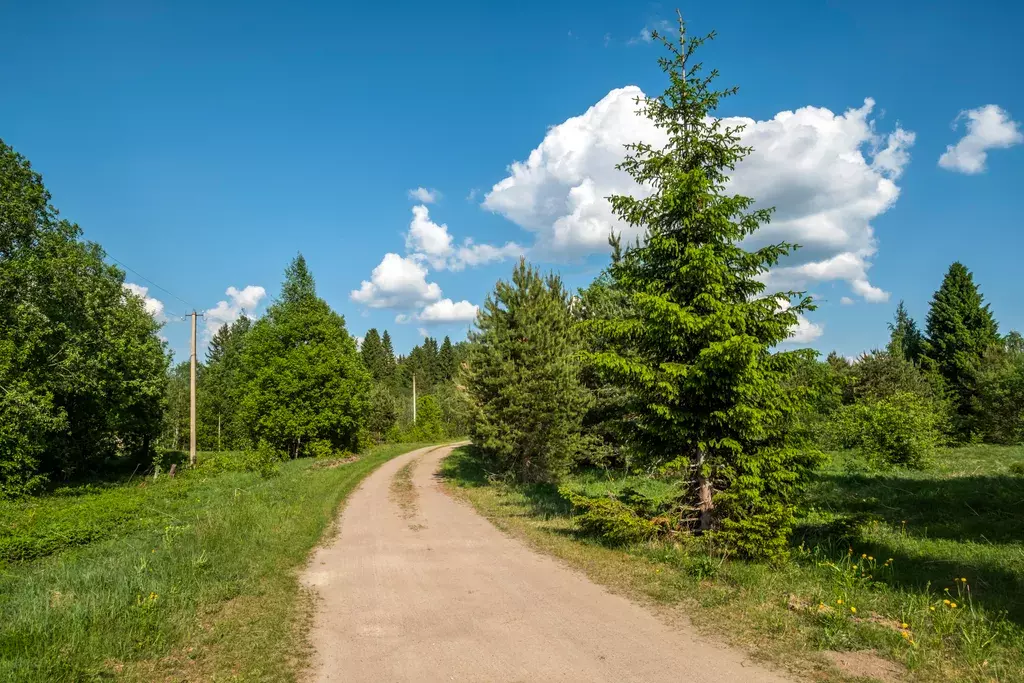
[301,444,792,682]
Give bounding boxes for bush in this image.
[828,391,942,468]
[1009,462,1024,476]
[560,487,658,545]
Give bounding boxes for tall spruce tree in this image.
[438,336,456,381]
[360,328,389,381]
[240,255,370,456]
[466,259,590,482]
[923,262,999,439]
[586,18,818,559]
[381,330,397,380]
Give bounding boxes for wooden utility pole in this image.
[189,311,198,467]
[412,374,417,423]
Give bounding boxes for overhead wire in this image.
[105,251,198,319]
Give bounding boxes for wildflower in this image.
[943,599,950,605]
[837,599,844,605]
[930,606,936,611]
[862,553,867,559]
[850,607,857,614]
[950,602,957,608]
[868,556,874,561]
[961,577,967,583]
[901,623,909,629]
[888,558,894,562]
[900,631,910,639]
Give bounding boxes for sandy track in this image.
[301,444,792,683]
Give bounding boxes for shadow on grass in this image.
[796,470,1024,626]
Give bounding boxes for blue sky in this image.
[2,0,1022,361]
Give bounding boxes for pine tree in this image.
[887,300,924,364]
[923,262,1000,439]
[586,17,818,559]
[466,259,590,482]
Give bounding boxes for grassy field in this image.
[441,444,1024,683]
[0,442,429,682]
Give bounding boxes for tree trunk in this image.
[695,448,714,532]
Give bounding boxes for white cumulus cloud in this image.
[123,283,166,322]
[408,187,440,203]
[938,105,1023,174]
[483,87,913,303]
[350,253,442,309]
[417,298,479,324]
[205,285,266,336]
[404,204,522,271]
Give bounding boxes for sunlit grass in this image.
[0,443,428,682]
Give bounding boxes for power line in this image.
[105,251,197,311]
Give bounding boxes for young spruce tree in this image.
[467,259,590,482]
[588,17,818,559]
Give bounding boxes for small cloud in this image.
[408,187,440,203]
[603,32,611,47]
[350,253,442,309]
[466,188,480,202]
[939,105,1022,174]
[417,327,429,337]
[840,296,855,306]
[354,335,364,351]
[205,285,266,337]
[417,298,479,324]
[123,283,166,322]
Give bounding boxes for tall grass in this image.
[0,443,428,681]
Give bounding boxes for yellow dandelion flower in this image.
[862,553,867,558]
[900,631,910,639]
[950,602,957,608]
[901,623,909,629]
[930,606,936,611]
[961,577,967,583]
[850,607,857,614]
[943,599,950,605]
[837,599,844,605]
[868,556,874,561]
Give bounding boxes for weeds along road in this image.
[301,444,792,683]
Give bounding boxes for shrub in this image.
[1009,462,1024,476]
[828,392,943,469]
[560,487,658,545]
[305,439,335,459]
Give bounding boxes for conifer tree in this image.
[360,328,388,381]
[439,336,456,381]
[887,301,924,364]
[381,330,396,379]
[466,259,590,482]
[586,17,818,559]
[923,262,1000,438]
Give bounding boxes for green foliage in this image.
[1009,461,1024,476]
[923,262,1000,440]
[466,259,590,482]
[408,394,445,442]
[360,328,392,383]
[198,315,253,451]
[887,300,925,364]
[560,487,658,545]
[240,255,370,457]
[847,350,943,404]
[0,138,168,495]
[582,21,819,559]
[829,392,943,469]
[365,384,400,443]
[974,341,1024,445]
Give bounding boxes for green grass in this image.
[441,444,1024,683]
[0,442,429,682]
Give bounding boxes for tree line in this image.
[460,21,1023,561]
[0,138,468,496]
